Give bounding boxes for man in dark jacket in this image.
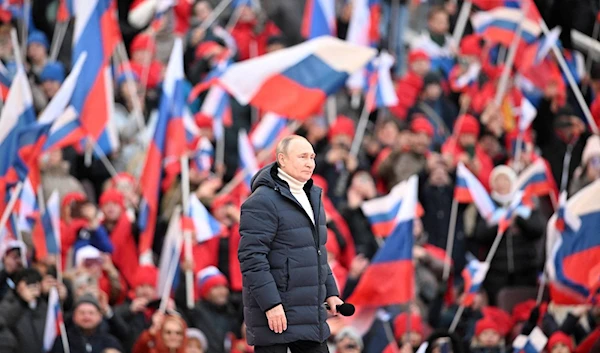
[0,240,26,301]
[238,135,342,353]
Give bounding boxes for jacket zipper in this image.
[275,185,324,338]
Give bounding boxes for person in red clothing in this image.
[133,313,188,353]
[229,5,280,61]
[383,312,425,353]
[130,33,165,90]
[470,318,503,352]
[547,331,574,353]
[442,114,494,190]
[389,50,430,120]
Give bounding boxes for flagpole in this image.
[442,199,459,282]
[326,96,337,126]
[159,208,182,313]
[180,155,195,310]
[20,0,30,59]
[10,213,27,267]
[90,139,120,179]
[381,316,400,353]
[540,22,600,134]
[388,0,400,65]
[513,131,524,173]
[583,20,600,93]
[215,135,226,177]
[225,4,244,32]
[451,1,472,50]
[559,144,574,193]
[49,22,69,62]
[0,182,23,240]
[536,270,546,304]
[59,320,70,353]
[449,228,505,333]
[199,0,234,32]
[493,3,528,107]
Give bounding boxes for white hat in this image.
[186,328,208,350]
[490,165,517,190]
[0,239,26,259]
[75,245,102,268]
[582,135,600,166]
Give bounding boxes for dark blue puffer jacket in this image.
[238,163,339,346]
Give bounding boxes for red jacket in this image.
[389,72,423,120]
[442,137,494,190]
[230,21,280,61]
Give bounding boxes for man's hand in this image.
[325,296,344,316]
[265,304,287,334]
[130,297,149,313]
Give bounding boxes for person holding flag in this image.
[473,165,545,305]
[238,135,342,353]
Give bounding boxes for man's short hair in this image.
[428,5,448,20]
[275,135,301,166]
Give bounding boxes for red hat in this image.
[475,318,501,337]
[482,306,513,336]
[328,115,355,141]
[197,266,228,299]
[194,112,213,129]
[195,41,221,59]
[511,300,536,323]
[547,332,574,351]
[111,172,136,188]
[130,33,156,55]
[325,229,341,259]
[61,192,86,210]
[454,114,480,137]
[210,194,235,213]
[408,49,430,64]
[460,35,482,57]
[410,116,435,137]
[133,265,158,288]
[393,313,424,339]
[99,189,125,209]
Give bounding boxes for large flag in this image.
[53,0,119,152]
[512,327,548,353]
[519,27,561,72]
[462,257,490,306]
[238,129,259,190]
[0,62,35,180]
[217,36,377,119]
[301,0,336,39]
[157,208,183,296]
[250,112,289,151]
[138,38,187,264]
[197,86,232,141]
[348,175,418,306]
[364,52,398,112]
[43,287,64,352]
[361,178,416,237]
[546,180,600,304]
[188,194,222,243]
[345,0,380,90]
[471,6,541,47]
[190,137,214,174]
[454,163,497,221]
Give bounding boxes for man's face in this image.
[193,1,212,21]
[73,303,102,331]
[551,344,571,353]
[428,12,449,34]
[336,337,361,353]
[279,138,316,183]
[412,132,432,155]
[411,60,431,77]
[42,81,60,99]
[479,329,501,347]
[101,202,122,222]
[206,285,229,307]
[135,284,157,301]
[3,249,23,274]
[27,43,47,63]
[423,83,442,101]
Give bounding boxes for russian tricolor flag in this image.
[0,62,35,180]
[361,178,414,237]
[0,61,11,101]
[519,96,537,132]
[191,137,214,174]
[462,258,490,306]
[471,6,541,47]
[348,175,418,307]
[238,129,259,190]
[301,0,336,39]
[217,36,376,119]
[250,112,289,151]
[497,191,526,233]
[345,0,380,90]
[158,208,183,296]
[17,176,38,233]
[364,52,399,112]
[31,191,61,263]
[515,159,557,199]
[43,287,65,352]
[545,181,600,304]
[197,86,232,141]
[512,327,548,353]
[454,163,497,221]
[188,194,222,243]
[138,38,187,264]
[520,27,561,72]
[452,63,481,91]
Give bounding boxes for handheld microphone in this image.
[324,303,355,316]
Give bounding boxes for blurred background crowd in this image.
[1,0,600,352]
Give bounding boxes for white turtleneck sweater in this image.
[278,168,315,225]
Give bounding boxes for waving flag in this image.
[346,0,380,90]
[546,180,600,304]
[191,137,213,174]
[250,113,289,151]
[519,96,537,132]
[462,258,490,306]
[362,178,416,237]
[157,208,183,296]
[512,327,548,353]
[364,52,398,112]
[30,191,61,262]
[452,63,481,91]
[57,0,74,22]
[0,62,35,181]
[349,176,418,306]
[455,163,497,220]
[189,194,222,243]
[516,159,557,199]
[301,0,336,39]
[183,107,200,148]
[189,55,233,101]
[16,177,37,232]
[43,287,64,352]
[138,38,187,264]
[0,62,11,101]
[519,27,561,72]
[218,36,376,119]
[197,86,232,141]
[58,0,119,151]
[238,129,259,190]
[471,7,541,47]
[498,191,525,234]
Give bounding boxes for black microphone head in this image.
[338,303,355,316]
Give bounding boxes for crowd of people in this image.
[1,0,600,352]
